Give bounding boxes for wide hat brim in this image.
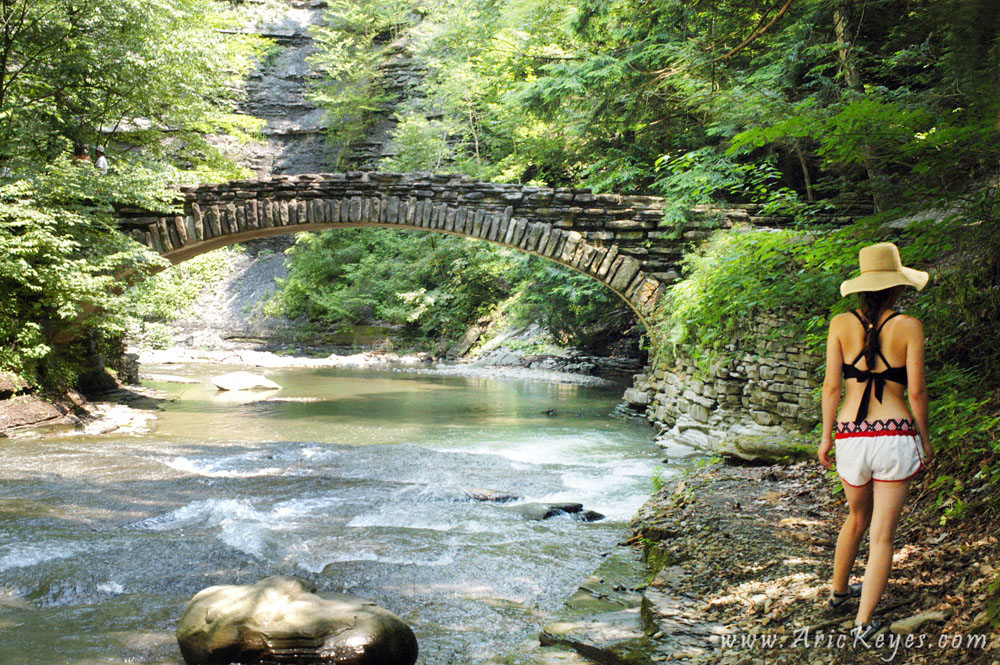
[840,265,929,297]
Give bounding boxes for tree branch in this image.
[713,0,796,63]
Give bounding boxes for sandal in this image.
[850,620,888,648]
[828,582,862,610]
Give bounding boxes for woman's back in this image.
[834,309,918,423]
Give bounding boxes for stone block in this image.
[190,204,205,240]
[623,388,651,408]
[688,403,711,423]
[226,203,239,231]
[560,231,583,263]
[511,218,528,246]
[366,197,380,223]
[174,216,189,245]
[471,210,485,237]
[776,402,798,417]
[594,247,618,280]
[609,256,640,291]
[543,228,564,256]
[405,197,417,224]
[387,197,399,223]
[524,222,544,251]
[422,200,434,226]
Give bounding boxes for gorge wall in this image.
[623,310,823,461]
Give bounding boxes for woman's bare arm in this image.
[819,315,844,468]
[905,317,932,462]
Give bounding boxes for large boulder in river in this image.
[176,575,418,665]
[211,371,281,391]
[516,502,584,521]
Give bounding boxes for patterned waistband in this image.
[835,418,917,437]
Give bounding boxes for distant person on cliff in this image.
[94,145,109,174]
[72,142,91,165]
[816,242,932,646]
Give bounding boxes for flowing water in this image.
[0,364,674,664]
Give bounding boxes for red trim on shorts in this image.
[840,475,873,488]
[835,430,918,439]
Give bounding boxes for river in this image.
[0,364,673,664]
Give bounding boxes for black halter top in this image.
[842,310,908,424]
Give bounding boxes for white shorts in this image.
[834,418,925,487]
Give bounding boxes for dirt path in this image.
[627,462,999,665]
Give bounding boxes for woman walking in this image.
[816,242,933,643]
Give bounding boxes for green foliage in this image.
[508,259,633,350]
[0,0,263,393]
[274,227,634,351]
[278,228,519,341]
[379,113,453,172]
[0,0,266,169]
[651,467,667,492]
[0,161,169,391]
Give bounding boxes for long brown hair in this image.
[857,286,902,369]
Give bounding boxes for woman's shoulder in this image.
[830,311,860,328]
[890,311,924,335]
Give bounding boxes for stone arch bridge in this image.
[115,172,796,330]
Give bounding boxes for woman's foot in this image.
[828,582,862,610]
[850,620,888,648]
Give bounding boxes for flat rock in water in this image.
[211,371,281,391]
[540,608,650,664]
[516,502,584,521]
[0,394,79,436]
[176,575,418,665]
[465,488,520,503]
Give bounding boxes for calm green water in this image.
[0,364,672,664]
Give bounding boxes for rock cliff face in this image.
[622,310,822,461]
[210,1,335,177]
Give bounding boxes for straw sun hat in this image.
[839,242,929,297]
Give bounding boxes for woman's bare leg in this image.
[856,479,910,624]
[832,480,873,594]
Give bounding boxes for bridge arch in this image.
[116,172,679,333]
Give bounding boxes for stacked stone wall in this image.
[623,310,823,461]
